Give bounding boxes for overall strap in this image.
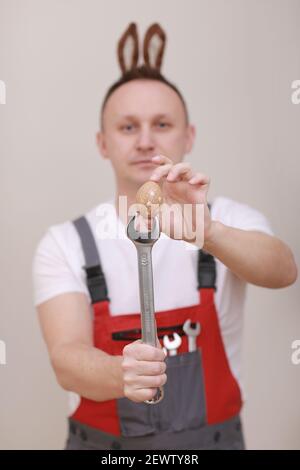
[197,202,217,290]
[73,216,109,303]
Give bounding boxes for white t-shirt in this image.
[32,196,273,409]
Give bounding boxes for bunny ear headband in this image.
[117,22,167,74]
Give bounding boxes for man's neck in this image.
[114,182,140,226]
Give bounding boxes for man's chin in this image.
[128,166,157,185]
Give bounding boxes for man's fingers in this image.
[188,172,210,186]
[151,154,173,165]
[124,387,159,403]
[166,162,193,182]
[135,374,167,389]
[149,163,173,182]
[150,162,193,183]
[124,373,167,389]
[123,341,166,362]
[122,359,167,376]
[150,156,209,188]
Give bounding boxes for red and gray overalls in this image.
[65,209,245,450]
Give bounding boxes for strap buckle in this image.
[84,265,110,303]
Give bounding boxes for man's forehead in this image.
[102,79,188,125]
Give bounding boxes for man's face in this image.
[97,79,195,188]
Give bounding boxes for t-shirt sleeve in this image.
[32,227,88,307]
[212,197,274,236]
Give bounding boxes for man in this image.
[33,23,297,450]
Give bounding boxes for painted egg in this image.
[135,181,163,217]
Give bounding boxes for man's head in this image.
[96,24,195,191]
[96,68,195,189]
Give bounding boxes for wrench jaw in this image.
[163,332,182,357]
[126,214,160,245]
[183,319,201,353]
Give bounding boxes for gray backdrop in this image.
[0,0,299,449]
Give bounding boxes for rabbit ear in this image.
[117,23,139,74]
[143,23,166,71]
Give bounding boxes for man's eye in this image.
[156,122,169,129]
[122,124,135,132]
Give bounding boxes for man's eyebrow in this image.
[117,113,173,121]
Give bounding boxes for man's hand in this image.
[149,154,212,245]
[122,340,167,403]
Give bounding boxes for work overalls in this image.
[65,212,245,450]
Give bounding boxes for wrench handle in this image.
[136,245,164,404]
[137,245,156,346]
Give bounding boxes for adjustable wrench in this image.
[127,213,164,404]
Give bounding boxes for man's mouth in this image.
[131,159,156,166]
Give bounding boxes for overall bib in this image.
[65,212,245,450]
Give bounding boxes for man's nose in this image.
[136,127,155,152]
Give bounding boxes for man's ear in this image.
[185,124,196,154]
[96,131,109,160]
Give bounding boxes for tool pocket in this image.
[117,349,206,437]
[156,349,206,433]
[117,398,157,437]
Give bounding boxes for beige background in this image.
[0,0,299,449]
